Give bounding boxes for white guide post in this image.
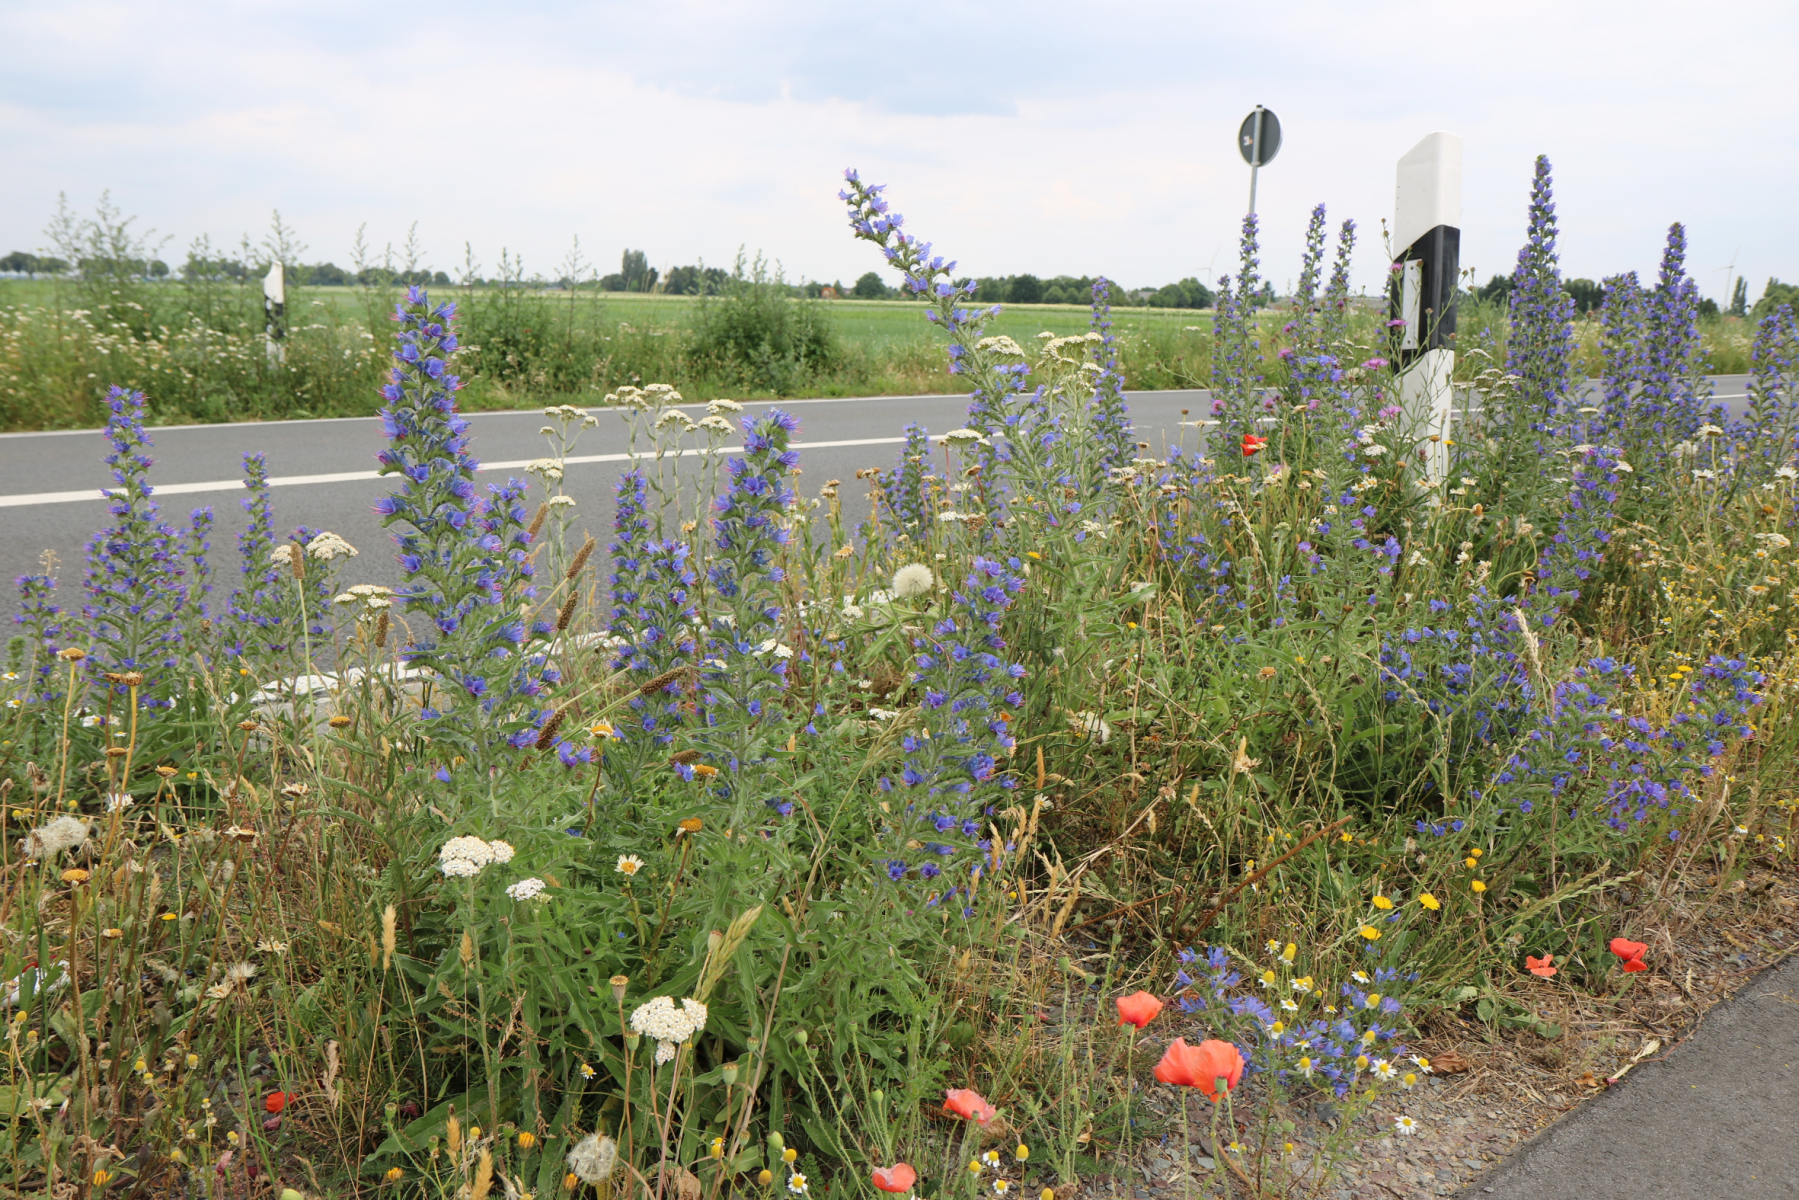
[1391,133,1462,482]
[263,261,286,367]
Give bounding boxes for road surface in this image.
[0,378,1750,623]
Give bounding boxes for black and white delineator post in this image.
[1390,132,1461,481]
[263,261,286,367]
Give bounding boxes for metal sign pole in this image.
[1248,108,1263,215]
[1390,132,1463,483]
[1237,106,1281,218]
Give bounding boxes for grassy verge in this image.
[0,277,1759,431]
[0,214,1792,1199]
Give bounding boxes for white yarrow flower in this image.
[506,877,548,902]
[487,840,515,864]
[305,531,358,560]
[439,835,495,877]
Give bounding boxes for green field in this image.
[0,275,1759,429]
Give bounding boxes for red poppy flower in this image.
[264,1090,294,1114]
[1525,954,1557,978]
[1241,434,1268,457]
[943,1088,997,1126]
[1115,991,1164,1029]
[1152,1038,1243,1101]
[1609,938,1649,972]
[872,1164,917,1194]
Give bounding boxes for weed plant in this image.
[0,157,1795,1200]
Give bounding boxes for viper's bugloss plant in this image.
[879,555,1026,900]
[698,408,800,823]
[12,569,65,705]
[373,286,546,746]
[1506,155,1576,428]
[874,422,935,543]
[1087,278,1132,474]
[80,385,189,708]
[1739,302,1799,484]
[840,170,1027,521]
[1642,223,1710,446]
[606,468,700,779]
[226,452,286,661]
[1538,446,1621,608]
[1211,215,1265,457]
[1590,272,1647,450]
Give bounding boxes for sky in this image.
[2,1,1796,301]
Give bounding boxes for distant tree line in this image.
[835,270,1237,309]
[1473,272,1788,319]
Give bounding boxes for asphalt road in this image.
[1462,950,1799,1199]
[0,376,1750,624]
[0,389,1214,622]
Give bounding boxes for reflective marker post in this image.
[1390,132,1462,482]
[1237,106,1282,216]
[263,261,286,367]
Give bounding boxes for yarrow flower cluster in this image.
[628,995,709,1063]
[439,835,506,878]
[505,877,548,902]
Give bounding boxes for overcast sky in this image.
[2,1,1794,301]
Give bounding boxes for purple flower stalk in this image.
[872,422,935,541]
[878,555,1026,887]
[1087,278,1133,473]
[375,287,544,743]
[1211,214,1265,457]
[12,569,65,706]
[80,386,190,708]
[699,408,800,822]
[1505,156,1576,427]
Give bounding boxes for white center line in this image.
[0,436,908,508]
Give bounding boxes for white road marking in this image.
[0,436,909,508]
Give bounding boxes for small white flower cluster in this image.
[506,877,548,902]
[526,458,566,483]
[333,583,395,610]
[439,835,511,878]
[655,409,699,434]
[607,383,684,411]
[698,415,734,436]
[306,531,358,561]
[629,995,709,1063]
[707,398,743,416]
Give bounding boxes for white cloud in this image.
[1,0,1793,300]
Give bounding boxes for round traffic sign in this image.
[1238,108,1281,167]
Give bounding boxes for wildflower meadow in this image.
[2,156,1797,1199]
